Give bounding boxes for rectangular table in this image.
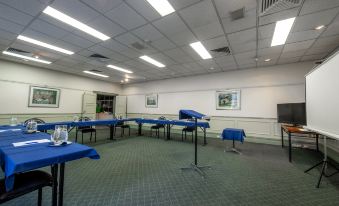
[281,125,319,162]
[135,118,210,145]
[0,126,99,206]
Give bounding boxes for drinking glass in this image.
[10,117,18,126]
[26,120,37,132]
[52,125,68,145]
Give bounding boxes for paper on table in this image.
[13,139,50,147]
[0,129,22,133]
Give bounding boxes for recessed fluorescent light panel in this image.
[2,51,51,64]
[107,65,133,74]
[43,6,110,41]
[190,41,212,59]
[315,25,325,30]
[271,17,296,47]
[17,35,74,55]
[146,0,175,16]
[83,71,109,78]
[139,55,165,68]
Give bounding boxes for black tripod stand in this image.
[304,135,339,188]
[181,118,211,177]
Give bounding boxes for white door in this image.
[115,96,127,118]
[82,93,97,119]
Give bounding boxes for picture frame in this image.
[216,90,241,110]
[145,94,158,108]
[28,86,60,108]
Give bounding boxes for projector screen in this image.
[306,51,339,140]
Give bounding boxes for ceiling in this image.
[0,0,338,84]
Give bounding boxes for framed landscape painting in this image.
[145,94,158,108]
[216,90,241,110]
[28,86,60,108]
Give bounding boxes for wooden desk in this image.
[281,125,319,162]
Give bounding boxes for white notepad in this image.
[13,139,50,147]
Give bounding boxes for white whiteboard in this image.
[306,51,339,140]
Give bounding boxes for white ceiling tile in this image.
[203,36,228,50]
[0,29,18,41]
[62,33,96,48]
[0,38,11,46]
[287,29,322,43]
[280,50,306,59]
[259,7,299,26]
[126,0,161,21]
[79,0,123,13]
[20,29,59,45]
[238,63,256,69]
[153,13,189,35]
[292,7,339,32]
[115,33,140,47]
[300,0,339,15]
[222,8,256,34]
[231,41,256,54]
[164,48,194,63]
[215,55,237,67]
[257,58,278,67]
[301,53,327,61]
[87,15,125,38]
[278,57,301,64]
[179,0,218,28]
[29,19,68,39]
[151,37,177,51]
[181,45,203,61]
[167,30,196,46]
[258,38,271,49]
[258,23,275,39]
[150,53,176,66]
[312,35,339,48]
[214,0,256,19]
[168,0,202,10]
[192,21,224,41]
[283,40,315,52]
[305,45,337,55]
[234,50,256,65]
[227,28,256,45]
[105,3,147,30]
[0,0,47,16]
[132,24,164,42]
[39,14,75,33]
[0,18,24,34]
[258,46,283,57]
[0,3,33,26]
[50,0,101,22]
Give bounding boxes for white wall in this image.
[124,62,314,119]
[0,60,122,114]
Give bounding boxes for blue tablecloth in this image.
[0,126,99,191]
[37,119,123,131]
[135,118,210,128]
[221,128,246,143]
[179,110,208,120]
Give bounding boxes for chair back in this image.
[186,118,196,130]
[78,117,92,130]
[156,116,166,127]
[24,118,45,126]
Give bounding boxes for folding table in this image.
[0,126,99,206]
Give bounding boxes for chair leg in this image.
[163,127,165,138]
[82,132,84,144]
[129,127,131,136]
[75,130,78,143]
[95,131,97,142]
[182,131,184,141]
[150,128,153,137]
[157,129,160,138]
[38,188,42,206]
[90,132,92,142]
[114,126,116,136]
[185,131,187,140]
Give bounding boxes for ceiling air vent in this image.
[230,7,245,21]
[89,53,110,62]
[260,0,301,16]
[89,69,103,73]
[7,47,30,54]
[210,46,231,55]
[131,42,147,50]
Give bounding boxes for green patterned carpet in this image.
[1,129,339,206]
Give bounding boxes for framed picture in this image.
[145,94,158,108]
[216,90,241,110]
[28,86,60,108]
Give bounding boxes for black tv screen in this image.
[277,103,306,125]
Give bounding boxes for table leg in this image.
[288,132,292,162]
[58,163,65,206]
[138,123,142,136]
[51,164,58,206]
[110,125,113,140]
[166,124,171,140]
[203,127,207,146]
[281,126,284,148]
[316,134,319,152]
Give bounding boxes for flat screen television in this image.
[277,103,306,126]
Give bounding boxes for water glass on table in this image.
[52,125,68,145]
